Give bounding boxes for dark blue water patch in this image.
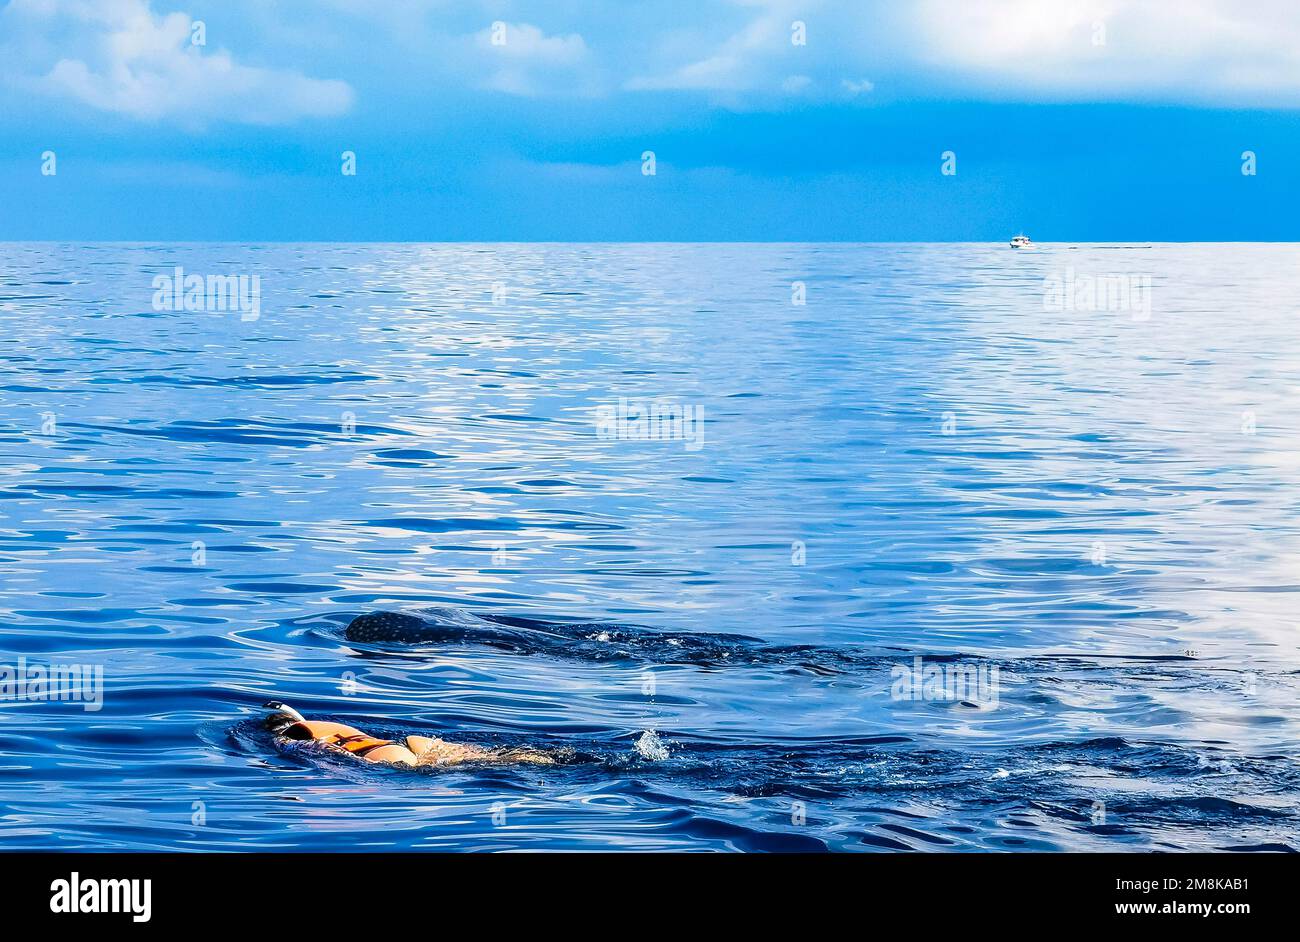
[479,413,552,423]
[31,465,212,479]
[61,418,413,447]
[0,529,79,545]
[12,607,162,624]
[372,449,448,460]
[8,484,240,500]
[168,596,264,607]
[1106,796,1290,821]
[85,372,378,388]
[225,582,340,595]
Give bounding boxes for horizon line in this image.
[0,239,1289,246]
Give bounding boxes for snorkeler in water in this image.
[263,701,556,767]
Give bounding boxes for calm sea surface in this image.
[1,242,1297,851]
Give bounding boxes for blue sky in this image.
[1,0,1296,241]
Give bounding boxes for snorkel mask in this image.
[264,701,307,736]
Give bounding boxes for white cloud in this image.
[626,0,1300,106]
[627,1,806,92]
[905,0,1300,103]
[8,0,1300,116]
[2,0,354,125]
[468,22,598,97]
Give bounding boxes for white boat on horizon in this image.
[1010,234,1033,248]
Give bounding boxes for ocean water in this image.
[1,242,1297,852]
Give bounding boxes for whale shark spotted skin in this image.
[342,606,854,671]
[345,608,532,646]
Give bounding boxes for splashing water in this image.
[634,730,671,762]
